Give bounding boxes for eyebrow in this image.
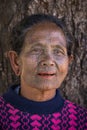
[30,43,44,48]
[51,44,66,49]
[30,42,66,50]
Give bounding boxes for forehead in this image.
[24,22,67,48]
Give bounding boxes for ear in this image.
[68,54,74,64]
[8,51,21,76]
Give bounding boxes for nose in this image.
[41,60,55,66]
[40,53,55,67]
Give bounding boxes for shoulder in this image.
[0,95,17,115]
[0,96,5,105]
[0,96,7,108]
[63,99,87,117]
[64,100,87,111]
[65,100,87,109]
[0,95,13,108]
[60,100,87,129]
[0,96,7,112]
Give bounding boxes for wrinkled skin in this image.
[9,22,72,101]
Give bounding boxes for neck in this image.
[20,85,56,102]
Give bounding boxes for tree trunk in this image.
[0,0,87,108]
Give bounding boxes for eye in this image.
[31,48,43,54]
[53,49,64,55]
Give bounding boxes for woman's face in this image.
[14,22,72,91]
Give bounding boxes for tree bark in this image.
[0,0,87,108]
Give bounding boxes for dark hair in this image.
[10,14,73,56]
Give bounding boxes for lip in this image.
[37,72,56,79]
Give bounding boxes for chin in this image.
[34,84,59,91]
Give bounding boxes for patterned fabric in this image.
[0,86,87,130]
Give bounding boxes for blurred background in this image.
[0,0,87,108]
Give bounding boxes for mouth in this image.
[37,73,56,79]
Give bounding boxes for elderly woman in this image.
[0,14,87,130]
